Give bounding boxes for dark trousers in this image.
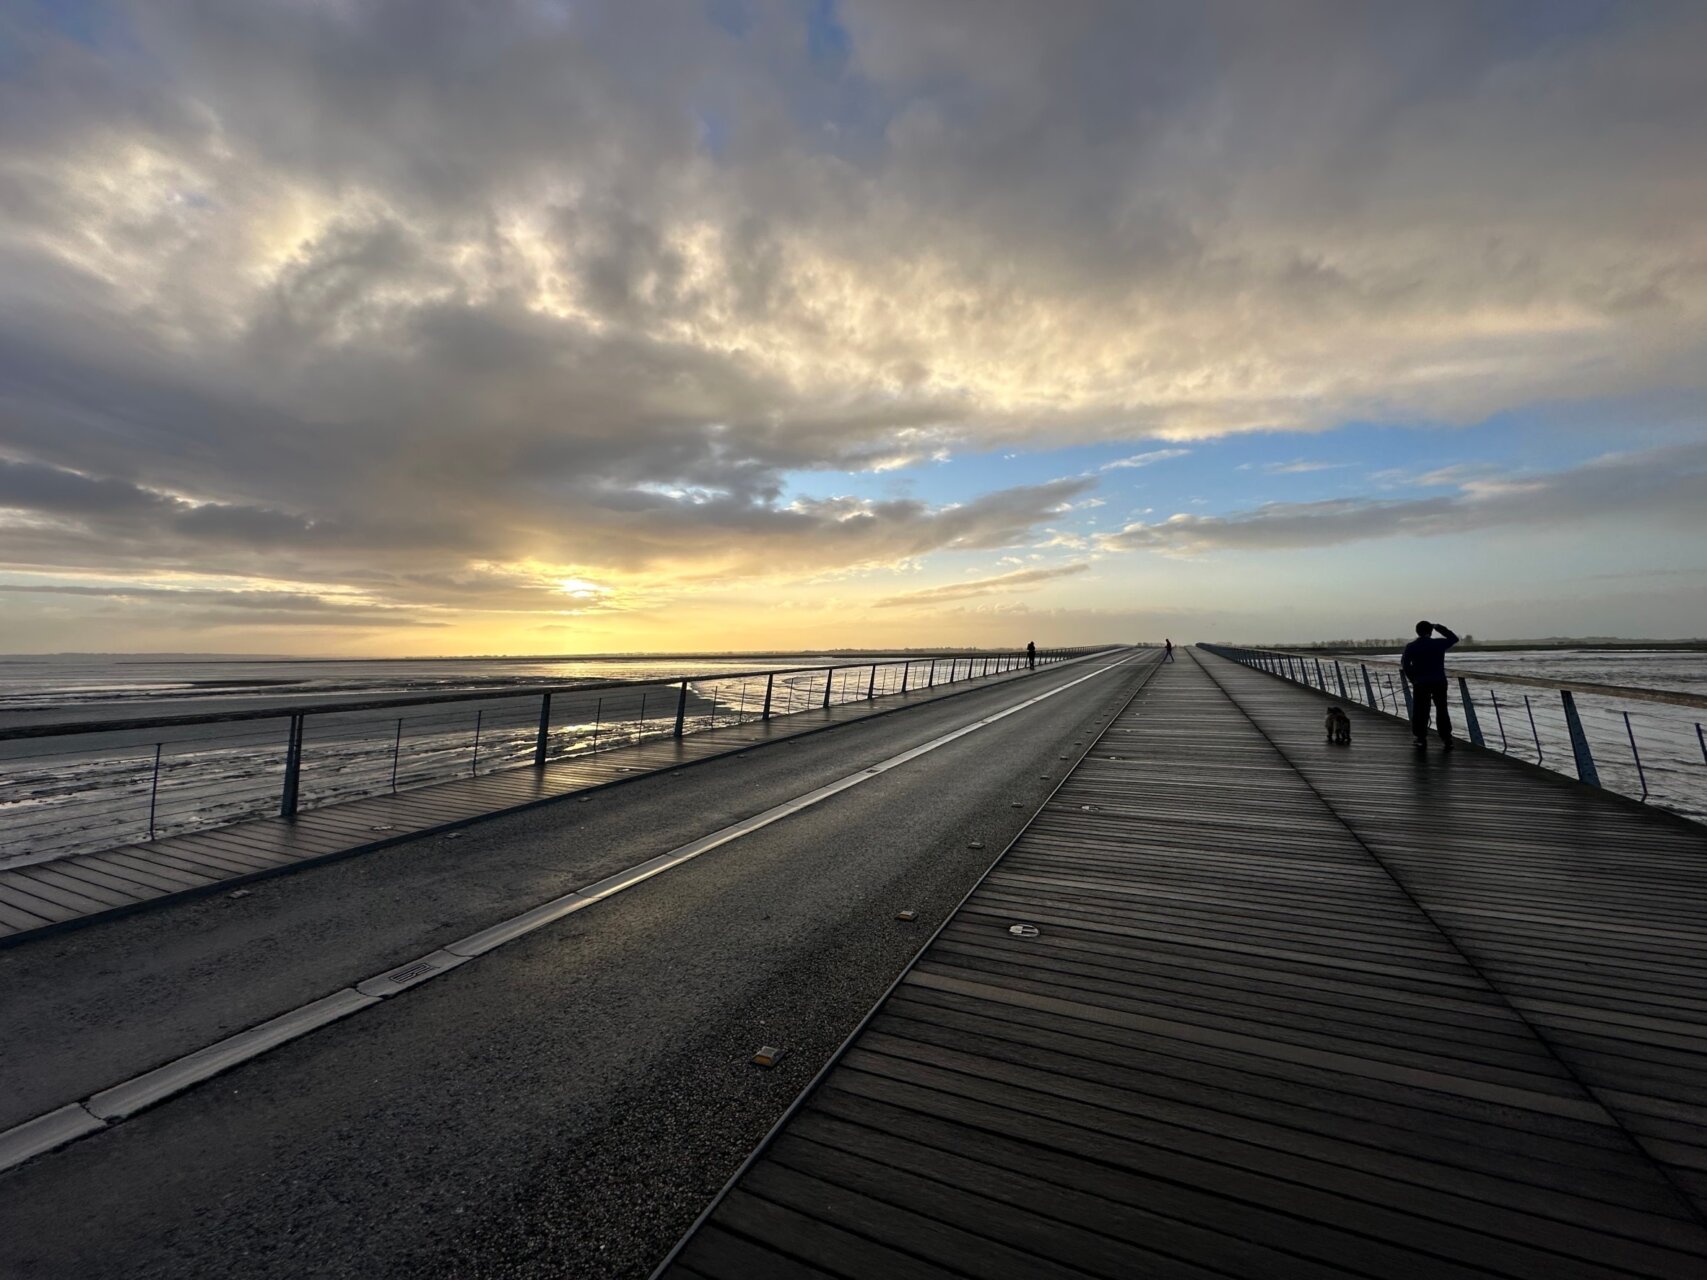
[1409,680,1451,742]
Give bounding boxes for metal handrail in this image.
[1245,653,1707,711]
[0,649,1075,741]
[1198,642,1706,824]
[0,646,1109,866]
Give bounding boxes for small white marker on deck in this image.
[896,910,917,922]
[1008,923,1041,938]
[967,841,985,849]
[752,1045,786,1068]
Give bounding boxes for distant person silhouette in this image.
[1163,638,1175,663]
[1026,640,1037,669]
[1401,620,1459,750]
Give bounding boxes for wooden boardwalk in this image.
[0,663,1052,945]
[659,649,1707,1279]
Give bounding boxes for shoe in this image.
[1412,739,1427,750]
[1442,737,1455,752]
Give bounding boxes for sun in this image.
[557,577,606,600]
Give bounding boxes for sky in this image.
[1,0,1705,655]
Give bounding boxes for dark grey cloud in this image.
[1096,442,1707,554]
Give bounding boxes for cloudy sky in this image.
[2,0,1704,654]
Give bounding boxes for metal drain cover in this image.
[355,950,471,998]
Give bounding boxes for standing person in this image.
[1026,640,1037,669]
[1163,638,1175,663]
[1401,620,1459,750]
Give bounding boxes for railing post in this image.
[1561,691,1600,785]
[1361,663,1378,709]
[927,658,936,687]
[391,718,404,790]
[1397,677,1412,720]
[1314,658,1327,688]
[1489,690,1508,750]
[281,713,304,818]
[146,747,161,846]
[819,666,832,708]
[673,679,688,738]
[1334,661,1349,701]
[534,692,552,766]
[592,697,602,749]
[1623,712,1649,800]
[900,662,910,693]
[867,663,878,700]
[1457,677,1485,747]
[761,672,774,720]
[470,709,483,774]
[1525,695,1543,762]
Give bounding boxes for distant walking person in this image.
[1026,640,1037,669]
[1401,620,1459,750]
[1163,638,1175,663]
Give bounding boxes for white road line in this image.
[86,989,380,1122]
[0,650,1144,1173]
[0,1104,104,1171]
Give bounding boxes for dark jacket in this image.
[1401,626,1458,685]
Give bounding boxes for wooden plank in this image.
[5,866,138,910]
[662,1224,840,1280]
[0,895,55,932]
[0,869,117,915]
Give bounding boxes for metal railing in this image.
[1199,644,1707,824]
[0,648,1098,868]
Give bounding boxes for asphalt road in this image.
[0,648,1152,1279]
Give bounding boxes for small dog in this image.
[1324,706,1351,745]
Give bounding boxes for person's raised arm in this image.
[1435,623,1459,647]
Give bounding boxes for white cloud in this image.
[875,561,1091,607]
[1101,449,1192,471]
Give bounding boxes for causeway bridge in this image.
[2,646,1705,1278]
